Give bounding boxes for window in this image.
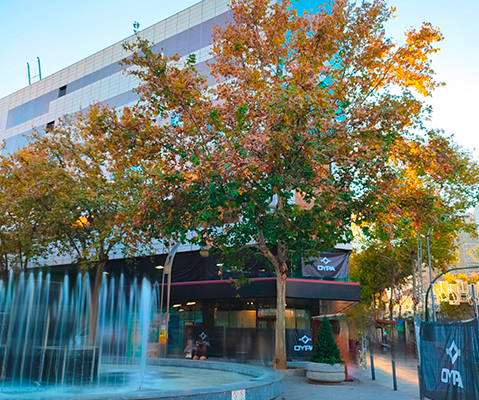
[45,121,55,131]
[58,85,67,98]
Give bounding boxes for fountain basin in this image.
[0,359,284,400]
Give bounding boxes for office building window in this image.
[58,85,67,98]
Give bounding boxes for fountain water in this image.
[0,270,283,400]
[0,270,159,394]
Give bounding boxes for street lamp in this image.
[426,213,469,322]
[426,227,437,322]
[159,242,180,358]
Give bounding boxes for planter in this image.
[306,362,345,383]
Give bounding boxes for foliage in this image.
[0,148,54,269]
[353,129,479,273]
[2,0,473,367]
[0,105,148,270]
[350,129,479,317]
[311,317,342,365]
[0,105,153,342]
[111,0,449,369]
[350,240,413,319]
[439,302,475,322]
[350,244,408,301]
[444,272,479,284]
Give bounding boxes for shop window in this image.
[215,310,229,327]
[295,309,311,329]
[214,309,256,328]
[285,309,296,329]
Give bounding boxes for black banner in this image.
[302,252,349,279]
[286,328,313,360]
[420,319,479,400]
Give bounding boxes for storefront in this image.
[156,274,360,361]
[92,249,361,362]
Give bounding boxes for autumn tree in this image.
[352,128,479,317]
[0,148,54,270]
[0,105,150,342]
[351,240,419,319]
[109,0,448,369]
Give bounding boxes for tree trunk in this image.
[255,195,289,370]
[273,263,288,370]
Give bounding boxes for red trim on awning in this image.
[287,278,360,286]
[153,277,359,287]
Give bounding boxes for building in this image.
[0,0,360,360]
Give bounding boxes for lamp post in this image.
[416,238,424,318]
[159,242,180,358]
[426,227,436,321]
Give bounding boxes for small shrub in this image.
[311,316,342,365]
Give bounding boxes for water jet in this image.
[0,271,282,399]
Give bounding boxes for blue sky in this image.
[0,0,477,157]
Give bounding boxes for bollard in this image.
[370,353,376,380]
[391,337,397,391]
[417,365,422,399]
[392,358,397,391]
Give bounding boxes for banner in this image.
[286,328,313,360]
[419,319,479,400]
[302,252,350,279]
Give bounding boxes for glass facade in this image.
[151,298,315,360]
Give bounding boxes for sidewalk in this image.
[283,353,420,400]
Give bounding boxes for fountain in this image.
[0,270,283,399]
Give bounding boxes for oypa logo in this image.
[294,335,312,352]
[317,257,336,272]
[441,341,464,388]
[198,332,210,347]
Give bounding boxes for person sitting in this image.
[183,339,196,359]
[193,339,207,360]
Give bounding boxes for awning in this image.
[160,277,361,302]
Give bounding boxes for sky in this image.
[0,0,477,157]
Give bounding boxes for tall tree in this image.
[112,0,446,368]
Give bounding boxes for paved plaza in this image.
[283,353,420,400]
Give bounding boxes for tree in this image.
[108,0,446,369]
[0,145,64,270]
[351,129,479,318]
[0,105,149,343]
[350,242,412,319]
